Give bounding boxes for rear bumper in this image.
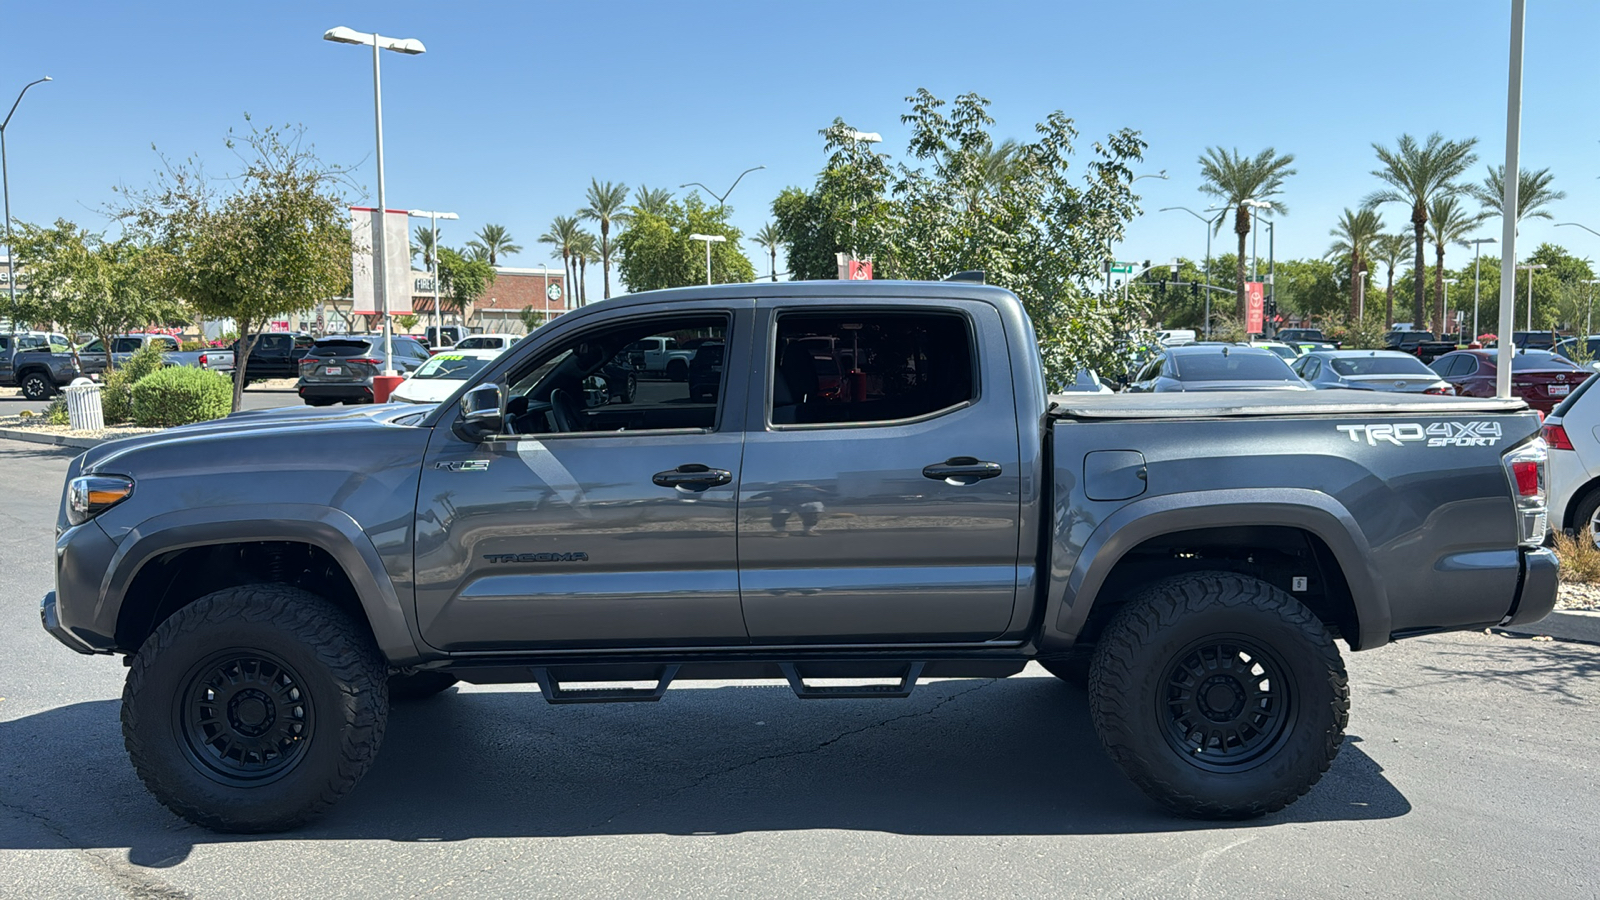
[297,381,375,402]
[1505,547,1561,627]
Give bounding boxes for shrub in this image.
[130,366,232,427]
[44,398,69,426]
[1554,531,1600,585]
[101,342,169,425]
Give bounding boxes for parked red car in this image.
[1428,349,1594,412]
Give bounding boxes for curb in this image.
[1499,609,1600,646]
[0,427,105,450]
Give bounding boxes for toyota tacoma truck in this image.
[41,281,1558,833]
[1,331,82,399]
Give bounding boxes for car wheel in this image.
[387,671,459,702]
[1088,571,1348,820]
[1571,488,1600,550]
[20,371,54,400]
[121,585,388,833]
[625,373,637,403]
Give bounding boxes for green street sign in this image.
[1109,263,1134,274]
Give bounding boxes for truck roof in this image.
[1051,390,1529,419]
[592,280,1024,312]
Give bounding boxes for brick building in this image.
[409,266,567,334]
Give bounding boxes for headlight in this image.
[67,475,134,525]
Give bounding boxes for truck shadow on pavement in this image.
[0,676,1409,867]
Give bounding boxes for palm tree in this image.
[751,223,782,282]
[410,226,439,270]
[976,139,1025,189]
[1326,208,1384,321]
[538,216,581,308]
[468,224,522,266]
[1373,232,1415,327]
[1472,165,1565,227]
[631,185,674,217]
[571,231,598,306]
[1427,195,1491,334]
[1197,147,1297,321]
[1363,132,1478,330]
[580,179,631,300]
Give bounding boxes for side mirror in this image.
[453,383,504,442]
[583,374,609,407]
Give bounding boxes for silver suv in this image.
[295,334,430,405]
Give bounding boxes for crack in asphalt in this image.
[0,795,196,900]
[585,678,1001,831]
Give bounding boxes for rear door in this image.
[735,300,1023,643]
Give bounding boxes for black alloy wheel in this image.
[1157,636,1294,772]
[178,650,315,785]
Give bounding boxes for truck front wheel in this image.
[20,371,54,400]
[1088,572,1348,819]
[121,585,389,833]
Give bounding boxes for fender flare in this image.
[1046,488,1390,651]
[102,503,424,664]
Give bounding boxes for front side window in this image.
[499,314,730,436]
[769,310,974,426]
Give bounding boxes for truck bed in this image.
[1050,389,1528,420]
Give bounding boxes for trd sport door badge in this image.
[435,459,490,472]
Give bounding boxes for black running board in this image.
[527,661,929,703]
[532,665,679,703]
[779,662,925,699]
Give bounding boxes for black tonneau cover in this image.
[1050,389,1529,420]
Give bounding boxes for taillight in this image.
[198,353,209,366]
[1543,423,1574,450]
[1501,440,1549,547]
[1424,386,1453,396]
[349,358,382,365]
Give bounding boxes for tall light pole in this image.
[689,233,726,285]
[324,26,425,377]
[1358,271,1369,321]
[1244,200,1273,284]
[406,209,456,342]
[1468,236,1497,341]
[1442,277,1458,337]
[1517,263,1547,332]
[679,165,765,208]
[1160,206,1227,338]
[1585,279,1600,336]
[2,76,50,345]
[1495,0,1526,398]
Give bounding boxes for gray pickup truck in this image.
[77,333,235,378]
[41,282,1558,833]
[1,331,82,399]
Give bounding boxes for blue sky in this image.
[4,1,1598,298]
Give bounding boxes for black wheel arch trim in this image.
[1044,488,1388,652]
[102,504,425,664]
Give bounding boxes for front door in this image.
[736,302,1024,643]
[413,303,753,651]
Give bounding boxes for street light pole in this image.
[406,210,456,343]
[679,165,766,208]
[689,233,726,285]
[1160,206,1227,339]
[1495,0,1526,398]
[324,26,425,377]
[1468,236,1497,341]
[1517,263,1547,331]
[1585,279,1600,336]
[1442,278,1458,337]
[2,76,50,346]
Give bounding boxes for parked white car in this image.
[450,333,522,353]
[389,349,502,404]
[1539,375,1600,545]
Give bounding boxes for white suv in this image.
[1540,376,1600,544]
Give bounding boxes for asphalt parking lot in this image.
[1,436,1596,899]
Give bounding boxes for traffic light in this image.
[1190,281,1200,298]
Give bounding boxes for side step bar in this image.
[529,662,929,703]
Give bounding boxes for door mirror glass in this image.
[582,375,609,408]
[455,383,504,442]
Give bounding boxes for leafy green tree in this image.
[580,179,630,299]
[437,247,495,323]
[750,222,782,282]
[1270,257,1345,323]
[518,306,545,332]
[1426,194,1490,334]
[395,313,419,331]
[1372,232,1415,326]
[1472,165,1565,227]
[539,216,582,308]
[467,224,521,266]
[1325,208,1383,321]
[1364,132,1478,330]
[1197,147,1297,321]
[616,193,754,291]
[771,120,897,281]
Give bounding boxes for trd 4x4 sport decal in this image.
[1335,421,1502,448]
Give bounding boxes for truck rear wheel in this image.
[121,585,389,833]
[1088,572,1348,820]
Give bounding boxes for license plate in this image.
[324,366,342,376]
[1550,384,1570,396]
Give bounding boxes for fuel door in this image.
[1083,450,1148,502]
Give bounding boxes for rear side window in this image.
[1329,356,1432,376]
[770,311,974,426]
[112,338,141,353]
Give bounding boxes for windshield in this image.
[1330,356,1433,376]
[413,354,491,380]
[1172,352,1296,382]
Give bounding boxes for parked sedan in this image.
[1291,350,1454,395]
[1124,344,1311,392]
[388,350,501,404]
[1427,349,1593,413]
[296,334,431,406]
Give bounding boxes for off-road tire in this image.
[121,585,389,833]
[20,371,54,400]
[1088,571,1348,820]
[387,671,459,702]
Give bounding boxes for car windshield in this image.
[1329,356,1433,376]
[1261,345,1298,360]
[1172,352,1295,382]
[413,354,490,380]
